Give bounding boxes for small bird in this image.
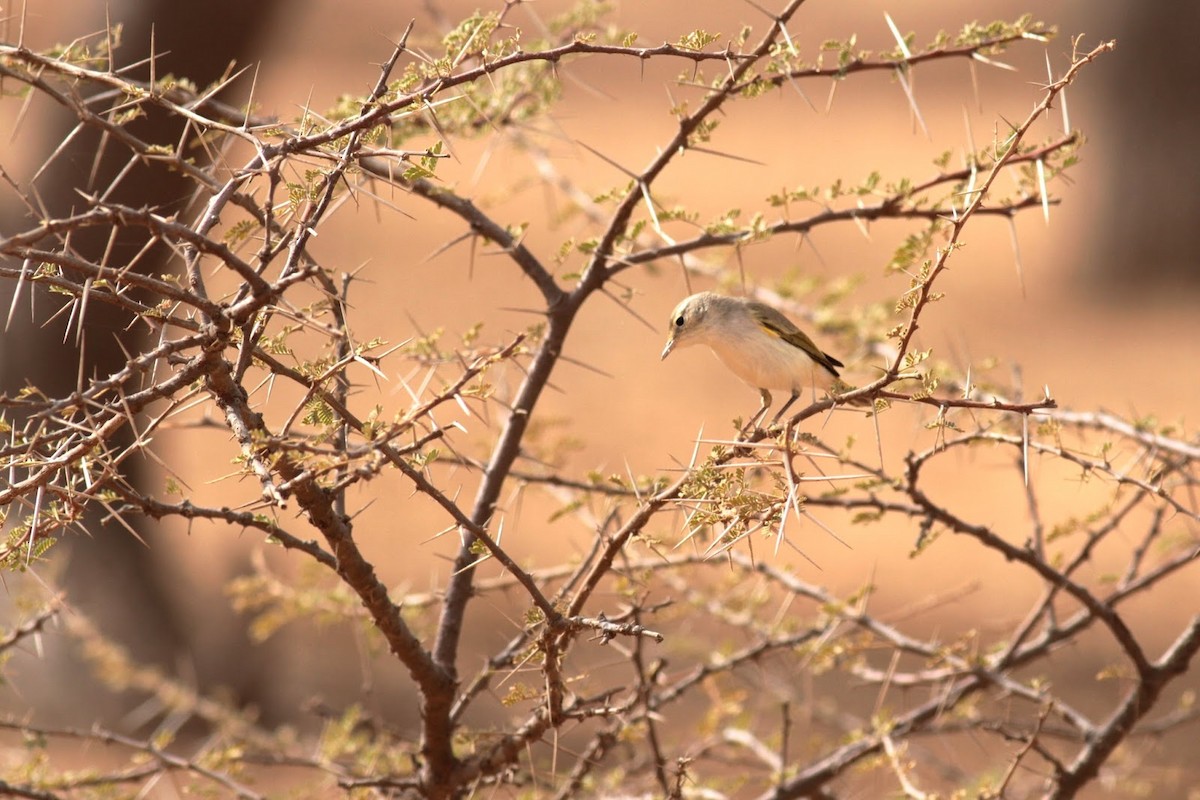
[660,291,853,426]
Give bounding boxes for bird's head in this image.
[660,292,718,360]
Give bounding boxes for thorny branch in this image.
[1,4,1196,799]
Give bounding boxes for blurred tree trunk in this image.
[1093,3,1200,293]
[1,0,282,719]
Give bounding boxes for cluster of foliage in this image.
[0,2,1196,798]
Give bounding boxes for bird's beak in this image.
[660,338,675,360]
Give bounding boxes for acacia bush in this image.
[1,2,1197,798]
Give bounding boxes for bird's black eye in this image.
[674,315,685,328]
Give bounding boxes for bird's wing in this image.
[749,302,844,376]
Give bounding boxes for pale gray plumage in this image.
[661,292,848,425]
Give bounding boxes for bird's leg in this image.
[744,388,773,433]
[770,390,801,427]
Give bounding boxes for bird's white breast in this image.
[702,328,833,393]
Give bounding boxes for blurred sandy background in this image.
[2,0,1197,786]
